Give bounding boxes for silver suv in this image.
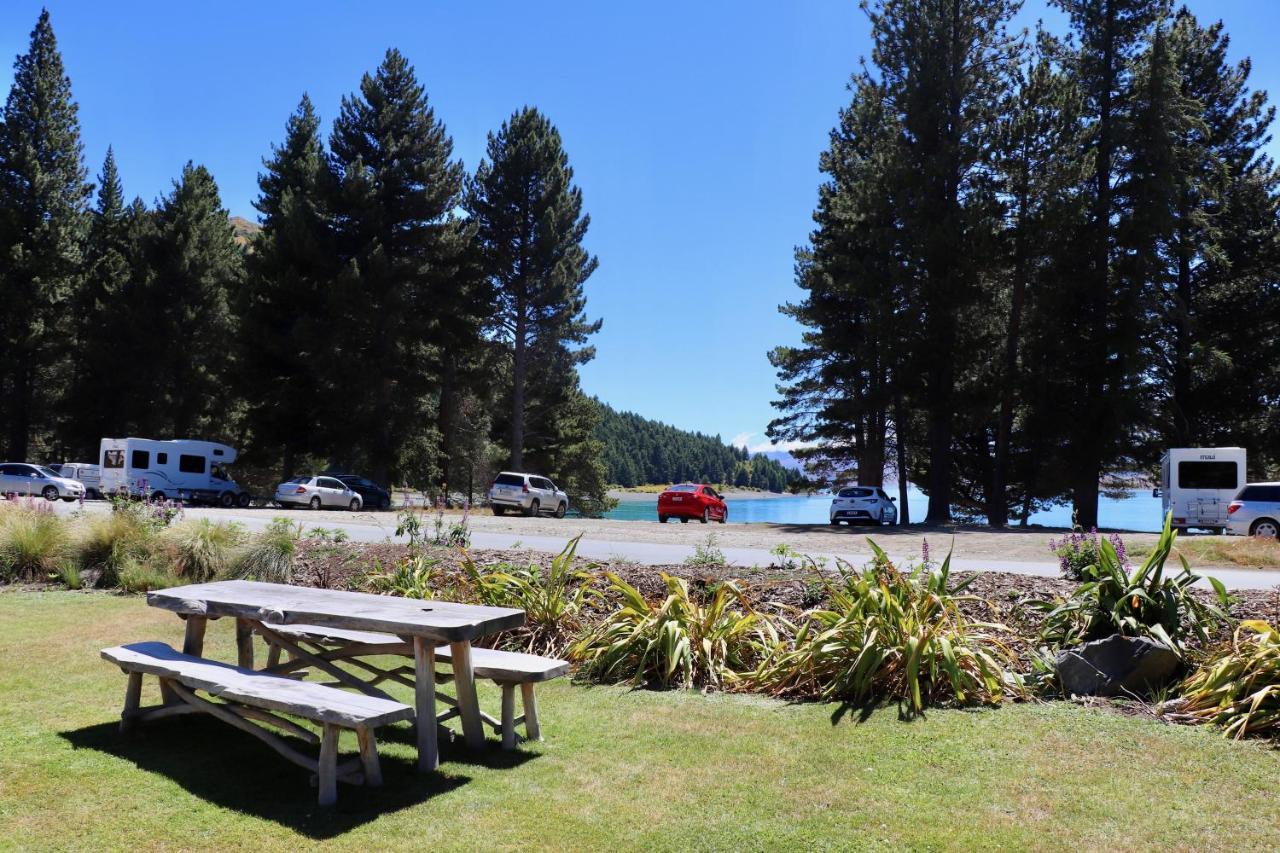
[488,472,569,518]
[1227,483,1280,538]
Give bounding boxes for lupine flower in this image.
[921,538,931,566]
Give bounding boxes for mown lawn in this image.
[1,590,1277,851]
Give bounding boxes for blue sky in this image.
[3,1,1277,452]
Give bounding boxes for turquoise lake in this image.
[604,486,1163,531]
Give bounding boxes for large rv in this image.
[98,437,251,507]
[1158,447,1246,533]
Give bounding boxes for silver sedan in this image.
[274,475,363,511]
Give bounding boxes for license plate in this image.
[672,497,683,502]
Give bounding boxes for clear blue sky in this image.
[3,1,1277,452]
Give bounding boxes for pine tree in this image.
[327,49,474,486]
[240,94,336,477]
[0,9,91,459]
[469,107,600,474]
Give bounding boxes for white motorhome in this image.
[99,437,251,507]
[1158,447,1246,533]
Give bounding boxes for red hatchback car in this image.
[658,483,728,524]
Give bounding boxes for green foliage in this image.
[572,572,772,690]
[0,502,69,581]
[462,535,591,656]
[53,559,82,590]
[683,534,727,570]
[1164,621,1280,739]
[748,543,1021,715]
[363,554,444,601]
[166,519,243,582]
[75,509,155,587]
[228,518,299,584]
[1036,514,1231,656]
[116,558,179,593]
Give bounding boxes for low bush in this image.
[54,559,83,590]
[117,558,180,593]
[363,554,446,600]
[1036,514,1230,656]
[1049,528,1131,581]
[463,535,592,656]
[747,543,1021,716]
[571,571,772,690]
[166,519,244,581]
[229,518,300,583]
[0,501,69,581]
[75,510,155,588]
[683,533,727,569]
[1162,620,1280,739]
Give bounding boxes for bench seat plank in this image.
[101,642,414,729]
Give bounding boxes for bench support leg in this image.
[450,641,485,749]
[265,641,282,670]
[318,724,339,807]
[521,682,541,741]
[120,671,143,733]
[414,637,438,772]
[500,684,517,750]
[182,616,207,656]
[235,618,255,669]
[356,725,382,787]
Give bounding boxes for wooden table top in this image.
[148,579,525,643]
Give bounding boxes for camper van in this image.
[99,438,252,507]
[1157,447,1246,533]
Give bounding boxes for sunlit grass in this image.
[1127,534,1280,568]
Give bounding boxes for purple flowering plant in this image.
[1048,527,1131,581]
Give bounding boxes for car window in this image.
[669,484,697,492]
[538,478,555,490]
[1240,485,1280,502]
[319,477,343,490]
[35,466,60,478]
[838,487,874,498]
[705,487,718,499]
[495,473,524,487]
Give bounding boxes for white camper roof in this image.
[100,437,238,463]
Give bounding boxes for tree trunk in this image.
[510,299,526,471]
[990,183,1031,528]
[1172,202,1193,444]
[6,360,32,462]
[895,394,910,526]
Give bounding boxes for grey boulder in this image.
[1055,635,1181,698]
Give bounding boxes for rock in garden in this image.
[1055,635,1181,698]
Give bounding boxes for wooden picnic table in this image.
[147,579,524,771]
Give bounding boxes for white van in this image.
[49,462,102,499]
[1157,447,1246,533]
[99,437,252,507]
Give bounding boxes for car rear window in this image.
[838,487,874,498]
[668,484,697,492]
[495,474,524,486]
[1238,485,1280,502]
[285,477,308,484]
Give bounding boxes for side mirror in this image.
[1152,488,1161,498]
[889,497,897,502]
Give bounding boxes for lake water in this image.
[605,486,1164,531]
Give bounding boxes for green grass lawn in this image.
[2,590,1278,851]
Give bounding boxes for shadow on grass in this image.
[60,717,535,839]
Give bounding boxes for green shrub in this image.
[76,510,155,588]
[463,535,592,656]
[54,559,83,590]
[363,554,444,600]
[117,558,180,593]
[571,571,772,690]
[1162,620,1280,739]
[167,519,244,581]
[1036,513,1230,656]
[229,518,300,583]
[0,502,69,581]
[747,543,1020,716]
[683,533,727,569]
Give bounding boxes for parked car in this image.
[488,472,569,518]
[0,462,86,501]
[331,473,392,511]
[657,483,727,524]
[1226,482,1280,539]
[829,485,897,526]
[49,462,102,499]
[274,475,363,511]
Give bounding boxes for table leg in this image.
[182,615,207,656]
[450,641,485,749]
[413,637,438,772]
[235,618,255,669]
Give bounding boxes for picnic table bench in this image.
[102,641,414,805]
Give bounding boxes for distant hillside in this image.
[757,449,804,472]
[595,400,795,492]
[229,215,261,247]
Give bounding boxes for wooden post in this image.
[120,672,143,733]
[520,682,541,741]
[356,726,382,787]
[182,615,207,656]
[449,641,485,749]
[413,637,438,772]
[318,724,339,807]
[235,618,254,669]
[265,642,282,669]
[500,683,517,750]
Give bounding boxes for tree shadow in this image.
[60,715,534,839]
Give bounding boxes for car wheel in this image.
[42,486,58,501]
[680,517,688,524]
[379,496,391,511]
[237,492,251,508]
[349,498,360,512]
[701,508,710,524]
[152,491,167,504]
[555,502,567,519]
[493,506,506,516]
[1251,518,1280,540]
[830,519,839,526]
[217,491,233,508]
[310,496,322,510]
[526,499,539,518]
[659,515,668,523]
[718,508,727,524]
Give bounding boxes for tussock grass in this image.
[166,519,243,581]
[75,510,155,587]
[0,501,68,581]
[229,518,300,583]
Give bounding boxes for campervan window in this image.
[1177,461,1238,490]
[103,450,124,469]
[131,450,150,469]
[157,452,168,465]
[179,454,205,474]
